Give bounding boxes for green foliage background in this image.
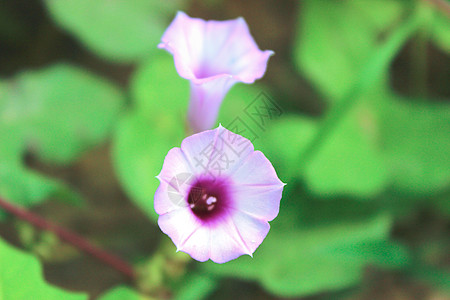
[0,0,448,299]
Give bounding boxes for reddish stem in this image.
[0,197,135,281]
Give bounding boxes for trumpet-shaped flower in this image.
[155,125,284,263]
[158,12,274,133]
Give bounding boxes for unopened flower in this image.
[158,12,274,133]
[155,125,284,263]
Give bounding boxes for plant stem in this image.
[0,197,136,281]
[412,0,433,98]
[298,12,422,167]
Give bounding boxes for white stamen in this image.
[206,196,217,205]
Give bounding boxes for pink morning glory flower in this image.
[154,125,284,263]
[158,12,274,133]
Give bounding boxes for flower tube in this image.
[159,12,274,133]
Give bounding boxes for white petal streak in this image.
[229,150,284,187]
[208,216,250,263]
[231,184,283,221]
[178,224,211,262]
[229,210,270,255]
[154,148,194,215]
[158,208,200,250]
[157,147,192,182]
[180,126,254,176]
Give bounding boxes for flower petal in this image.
[176,225,211,262]
[158,11,201,80]
[208,216,251,263]
[157,147,192,182]
[227,150,284,221]
[155,148,194,215]
[157,207,202,250]
[230,184,283,221]
[229,49,274,83]
[228,210,270,255]
[229,150,285,187]
[159,12,273,84]
[187,78,235,133]
[180,126,254,177]
[155,126,284,263]
[159,12,274,133]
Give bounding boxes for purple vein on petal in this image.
[177,222,202,251]
[158,176,190,193]
[207,124,224,164]
[227,212,253,256]
[180,147,195,174]
[226,150,255,177]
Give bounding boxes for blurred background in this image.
[0,0,449,299]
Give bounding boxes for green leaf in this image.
[131,53,189,115]
[218,83,278,144]
[433,191,450,216]
[113,111,183,221]
[260,110,387,198]
[0,64,124,212]
[204,214,408,297]
[294,0,406,100]
[281,8,422,198]
[113,54,186,221]
[44,0,187,62]
[173,273,217,300]
[380,97,450,195]
[1,64,124,164]
[257,115,316,180]
[98,286,148,300]
[430,8,450,53]
[305,102,388,197]
[0,238,88,300]
[262,93,449,199]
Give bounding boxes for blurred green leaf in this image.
[0,238,88,299]
[131,53,189,115]
[433,191,450,216]
[204,214,408,297]
[218,84,261,127]
[0,64,124,214]
[379,96,450,195]
[262,93,450,199]
[45,0,187,62]
[98,286,149,300]
[430,8,450,53]
[113,53,186,221]
[305,102,388,197]
[258,115,316,180]
[113,111,183,221]
[279,7,422,198]
[218,83,278,146]
[173,273,217,300]
[260,108,387,198]
[294,0,406,100]
[0,64,124,164]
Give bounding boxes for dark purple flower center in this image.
[187,178,229,222]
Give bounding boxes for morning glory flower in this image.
[155,125,284,263]
[158,12,274,133]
